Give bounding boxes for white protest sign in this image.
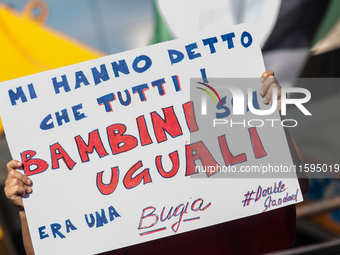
[0,24,302,255]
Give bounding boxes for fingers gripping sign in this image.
[260,70,282,112]
[5,160,33,210]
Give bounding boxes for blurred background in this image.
[0,0,340,254]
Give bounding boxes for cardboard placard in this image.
[0,24,302,255]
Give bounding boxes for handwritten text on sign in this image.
[0,24,302,255]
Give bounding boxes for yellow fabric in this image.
[0,121,3,137]
[0,1,104,136]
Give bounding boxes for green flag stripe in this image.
[150,0,174,45]
[311,0,340,47]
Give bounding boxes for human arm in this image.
[4,160,35,255]
[259,70,309,195]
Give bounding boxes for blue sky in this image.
[1,0,154,54]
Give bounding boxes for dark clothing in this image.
[100,205,296,255]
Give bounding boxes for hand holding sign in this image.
[5,160,32,209]
[260,70,282,111]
